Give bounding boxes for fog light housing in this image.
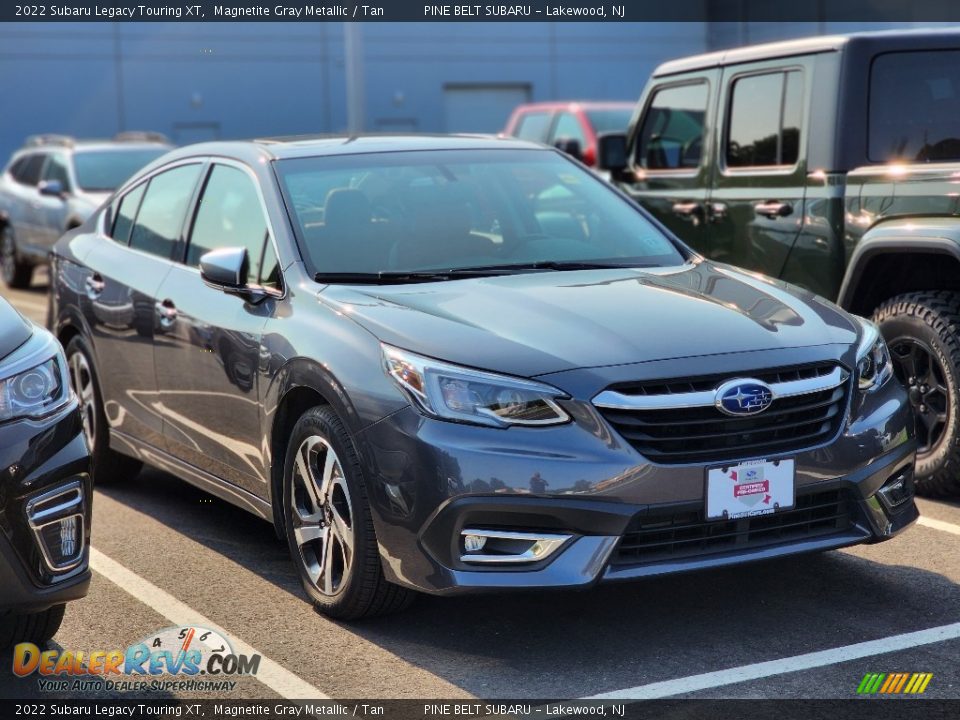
[459,528,571,564]
[25,480,86,574]
[876,467,915,511]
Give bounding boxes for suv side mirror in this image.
[596,133,629,175]
[553,137,583,162]
[200,247,271,304]
[38,179,66,198]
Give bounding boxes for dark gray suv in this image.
[50,135,918,619]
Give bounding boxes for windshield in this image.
[73,148,169,191]
[276,149,684,279]
[585,109,633,134]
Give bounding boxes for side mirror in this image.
[596,132,629,175]
[38,179,66,198]
[553,137,583,162]
[199,247,272,304]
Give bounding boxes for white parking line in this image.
[584,621,960,699]
[918,516,960,536]
[89,547,329,700]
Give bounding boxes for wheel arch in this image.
[838,230,960,316]
[265,358,366,537]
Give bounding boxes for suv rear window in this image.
[726,70,803,168]
[636,83,708,171]
[869,50,960,163]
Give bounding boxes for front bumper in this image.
[0,400,92,613]
[359,364,917,595]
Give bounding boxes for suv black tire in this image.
[282,405,415,619]
[1,225,33,289]
[874,291,960,497]
[65,336,143,484]
[0,605,65,648]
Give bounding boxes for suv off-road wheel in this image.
[64,336,142,483]
[874,291,960,497]
[1,225,32,289]
[282,405,415,619]
[0,605,65,648]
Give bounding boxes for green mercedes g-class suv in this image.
[599,30,960,497]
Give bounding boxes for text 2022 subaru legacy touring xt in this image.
[50,135,917,619]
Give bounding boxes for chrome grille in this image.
[593,362,849,464]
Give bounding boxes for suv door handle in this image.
[155,299,177,329]
[85,273,105,299]
[672,201,706,225]
[708,202,728,222]
[754,200,793,219]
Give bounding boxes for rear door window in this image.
[112,183,147,245]
[128,164,203,259]
[726,70,803,168]
[869,50,960,162]
[636,83,708,170]
[18,154,46,186]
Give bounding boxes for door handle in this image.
[672,201,703,217]
[754,200,793,219]
[155,299,178,329]
[84,273,105,299]
[672,201,705,225]
[708,202,728,222]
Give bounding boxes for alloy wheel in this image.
[889,337,950,455]
[68,351,97,450]
[289,435,355,596]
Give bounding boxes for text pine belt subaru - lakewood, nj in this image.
[50,135,917,619]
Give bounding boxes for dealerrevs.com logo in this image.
[13,625,261,693]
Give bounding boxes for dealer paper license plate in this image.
[706,459,795,520]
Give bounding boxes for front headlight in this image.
[382,344,570,428]
[855,318,893,391]
[0,353,69,422]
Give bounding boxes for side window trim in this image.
[110,179,148,245]
[720,65,805,175]
[631,78,712,177]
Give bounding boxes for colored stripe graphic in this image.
[858,672,932,694]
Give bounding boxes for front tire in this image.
[1,225,33,289]
[65,336,142,484]
[282,405,415,619]
[0,605,65,648]
[874,291,960,497]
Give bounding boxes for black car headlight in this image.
[855,318,893,392]
[0,350,70,422]
[382,344,570,428]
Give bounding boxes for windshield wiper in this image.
[314,269,500,285]
[314,262,655,285]
[445,261,658,273]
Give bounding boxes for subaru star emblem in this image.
[715,379,775,416]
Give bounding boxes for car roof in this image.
[156,134,549,163]
[16,141,171,155]
[654,28,960,76]
[511,101,635,111]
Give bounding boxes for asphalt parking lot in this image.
[3,275,960,703]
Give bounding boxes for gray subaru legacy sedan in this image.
[50,135,917,619]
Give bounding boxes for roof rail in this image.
[113,131,171,144]
[24,134,75,148]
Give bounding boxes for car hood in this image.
[319,261,860,377]
[73,190,111,212]
[0,297,33,362]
